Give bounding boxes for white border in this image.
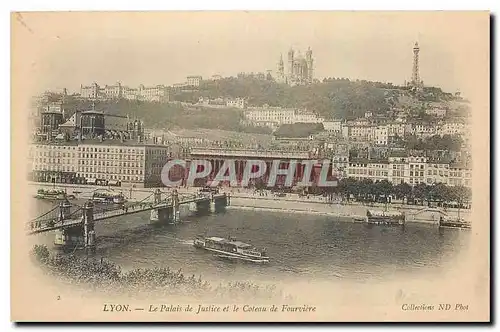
[2,1,498,331]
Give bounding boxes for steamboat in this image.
[34,189,75,201]
[193,236,270,263]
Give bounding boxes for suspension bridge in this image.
[27,189,231,252]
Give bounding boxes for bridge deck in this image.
[27,194,227,235]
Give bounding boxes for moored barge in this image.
[439,216,471,229]
[366,209,405,226]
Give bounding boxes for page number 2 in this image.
[57,295,61,300]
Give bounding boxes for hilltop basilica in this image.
[275,47,314,86]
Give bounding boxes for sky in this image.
[11,11,489,98]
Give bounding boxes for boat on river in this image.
[439,216,471,229]
[92,191,127,204]
[34,189,75,201]
[193,236,270,263]
[366,209,405,226]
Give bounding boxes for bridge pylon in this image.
[58,198,71,221]
[83,201,96,254]
[154,189,162,204]
[172,189,180,223]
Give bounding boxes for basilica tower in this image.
[277,54,285,83]
[287,47,295,80]
[305,47,314,83]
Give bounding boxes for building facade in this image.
[226,98,247,109]
[29,141,179,187]
[243,106,324,127]
[187,76,203,87]
[80,82,169,102]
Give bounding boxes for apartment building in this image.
[448,163,472,187]
[388,155,408,185]
[244,107,296,125]
[342,124,375,142]
[186,76,203,87]
[243,106,325,127]
[80,82,169,102]
[342,153,471,188]
[437,122,467,136]
[374,125,389,146]
[322,120,343,133]
[29,141,179,187]
[407,156,427,186]
[425,108,447,117]
[406,122,436,138]
[425,161,450,185]
[29,143,80,183]
[347,159,389,182]
[387,122,406,137]
[226,98,247,109]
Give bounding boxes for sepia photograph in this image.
[10,11,490,322]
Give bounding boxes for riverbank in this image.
[29,244,289,303]
[228,195,470,224]
[28,182,471,224]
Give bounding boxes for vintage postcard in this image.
[11,11,490,322]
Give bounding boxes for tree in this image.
[427,182,450,205]
[412,183,429,205]
[358,178,374,202]
[374,180,393,203]
[450,185,472,207]
[394,183,412,204]
[337,178,358,201]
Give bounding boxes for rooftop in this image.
[30,138,175,148]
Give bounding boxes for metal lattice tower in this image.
[411,41,420,86]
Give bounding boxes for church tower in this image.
[306,47,314,83]
[287,47,295,80]
[277,54,285,83]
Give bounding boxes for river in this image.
[29,198,471,285]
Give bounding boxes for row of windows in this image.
[80,153,144,160]
[350,163,388,168]
[409,171,425,177]
[79,174,144,182]
[427,170,448,176]
[428,164,450,169]
[32,146,77,150]
[32,151,77,158]
[34,165,76,172]
[392,170,404,177]
[33,158,72,165]
[450,171,471,178]
[32,146,171,155]
[349,169,389,177]
[79,147,145,154]
[80,160,142,167]
[79,167,143,175]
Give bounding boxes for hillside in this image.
[171,77,460,120]
[54,98,272,134]
[41,77,459,133]
[171,77,394,120]
[274,123,325,138]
